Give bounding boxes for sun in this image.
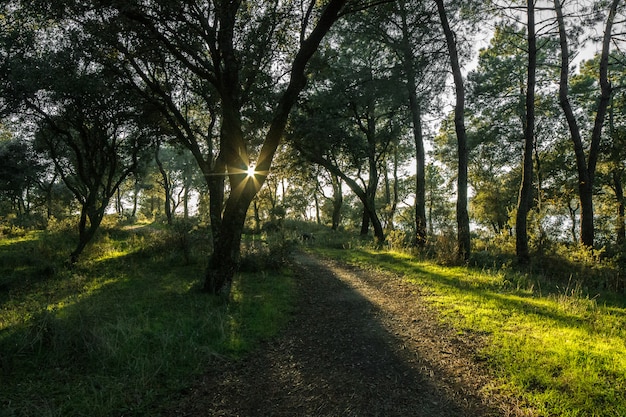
[246,164,256,177]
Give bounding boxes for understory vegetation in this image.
[2,217,625,416]
[0,218,295,417]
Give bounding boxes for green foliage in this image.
[0,223,295,416]
[314,245,626,417]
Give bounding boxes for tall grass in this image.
[0,220,295,416]
[313,246,626,417]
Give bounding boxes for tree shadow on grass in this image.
[362,250,626,336]
[0,237,223,416]
[171,252,500,417]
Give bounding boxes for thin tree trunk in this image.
[568,200,578,244]
[614,171,625,244]
[388,137,399,231]
[331,172,342,230]
[411,100,427,246]
[436,0,470,260]
[253,199,261,234]
[398,3,427,247]
[183,165,190,220]
[516,0,536,264]
[155,144,173,225]
[609,83,625,245]
[314,190,321,225]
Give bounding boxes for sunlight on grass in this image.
[0,225,296,416]
[315,247,626,417]
[0,231,40,246]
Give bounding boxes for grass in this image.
[0,221,295,417]
[312,246,626,417]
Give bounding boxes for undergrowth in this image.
[0,220,295,416]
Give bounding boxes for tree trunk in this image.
[202,0,349,295]
[567,200,578,244]
[398,3,427,247]
[331,173,342,230]
[368,203,385,245]
[516,0,536,265]
[555,0,618,247]
[253,199,261,234]
[388,138,399,231]
[155,144,173,225]
[314,190,321,225]
[360,208,370,236]
[70,201,105,264]
[204,181,252,295]
[436,0,470,260]
[183,167,190,220]
[614,171,625,244]
[132,175,139,218]
[116,187,123,217]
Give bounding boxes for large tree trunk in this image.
[360,208,370,236]
[70,201,106,264]
[204,175,254,294]
[436,0,470,260]
[555,0,618,247]
[202,0,349,295]
[516,0,536,265]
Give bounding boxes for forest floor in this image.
[162,251,521,417]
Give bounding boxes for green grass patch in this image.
[313,247,626,417]
[0,224,295,416]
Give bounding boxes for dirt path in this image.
[164,252,516,416]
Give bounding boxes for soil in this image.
[162,251,522,417]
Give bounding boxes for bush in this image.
[239,233,295,272]
[386,229,410,250]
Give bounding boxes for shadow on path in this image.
[166,252,503,417]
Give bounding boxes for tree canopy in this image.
[2,0,626,290]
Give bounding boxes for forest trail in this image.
[163,252,517,417]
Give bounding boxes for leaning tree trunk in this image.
[70,201,106,264]
[436,0,470,260]
[202,0,349,295]
[516,0,536,265]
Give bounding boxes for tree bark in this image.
[436,0,470,260]
[614,171,625,245]
[555,0,619,247]
[330,172,343,230]
[398,2,427,247]
[360,208,370,236]
[516,0,536,264]
[70,199,106,264]
[155,143,173,225]
[203,0,349,295]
